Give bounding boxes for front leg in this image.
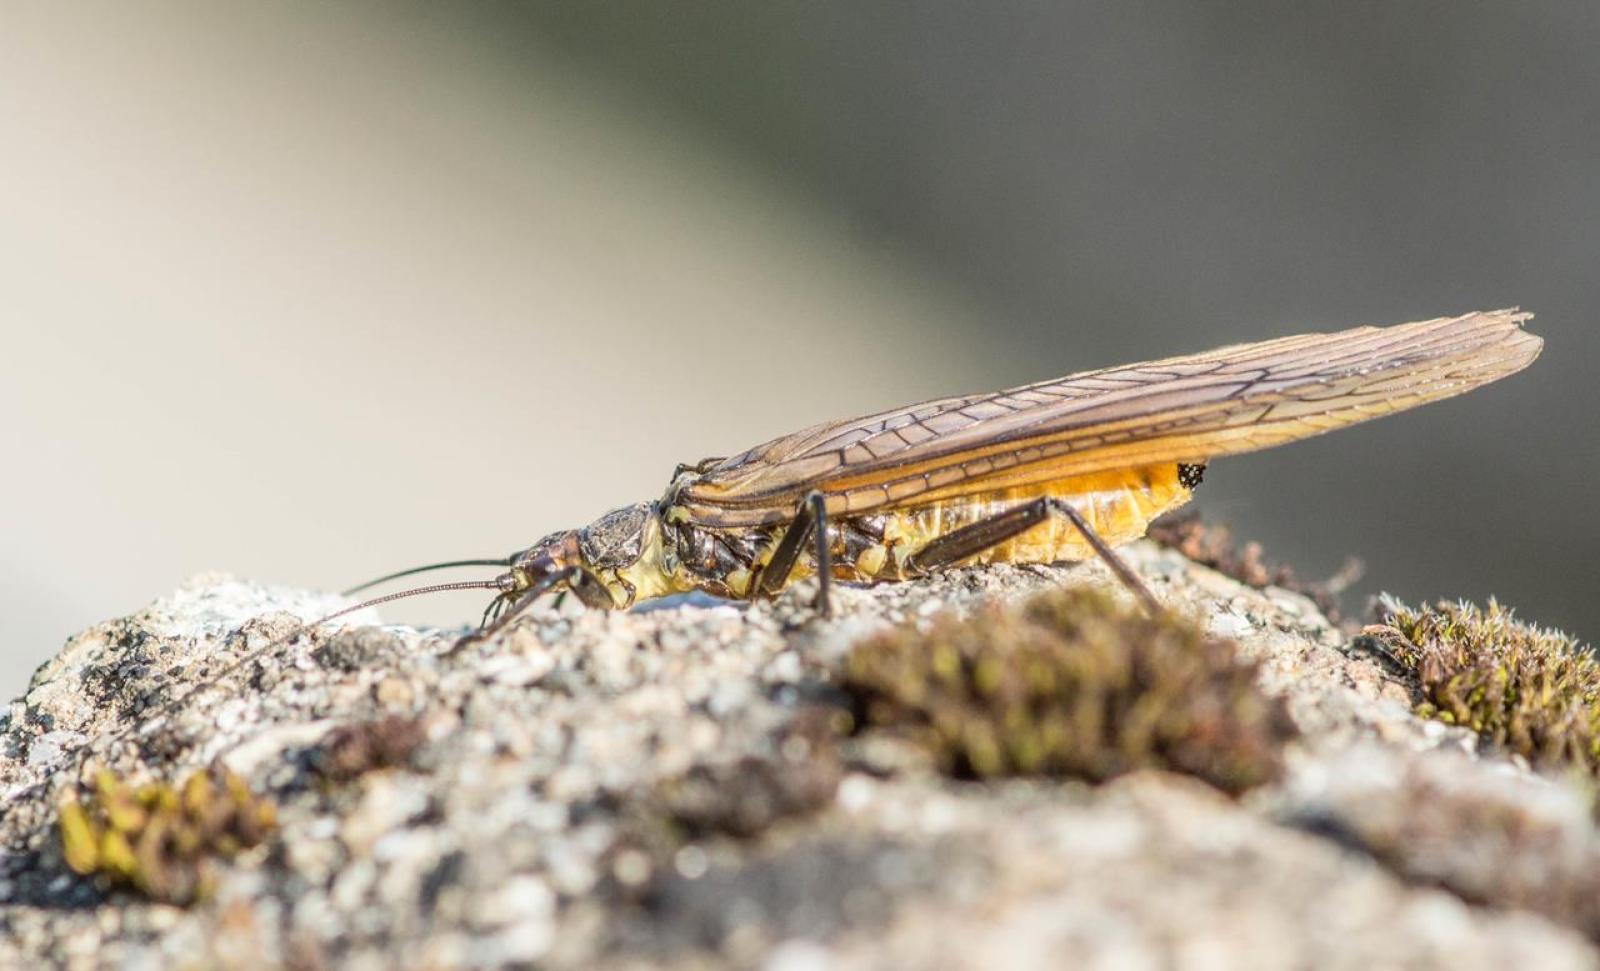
[903,497,1162,615]
[749,491,834,617]
[455,565,614,651]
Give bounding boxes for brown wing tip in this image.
[1470,306,1542,370]
[1450,306,1531,328]
[1417,307,1540,375]
[1479,306,1535,332]
[1486,306,1529,320]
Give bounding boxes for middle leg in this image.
[749,491,834,616]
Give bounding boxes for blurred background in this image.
[3,3,1595,699]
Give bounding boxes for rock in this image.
[0,546,1595,969]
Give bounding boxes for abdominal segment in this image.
[836,463,1194,581]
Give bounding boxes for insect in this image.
[75,308,1540,764]
[342,307,1540,641]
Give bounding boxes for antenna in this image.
[341,559,510,596]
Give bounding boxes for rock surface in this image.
[1,546,1595,970]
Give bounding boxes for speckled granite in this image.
[1,545,1594,970]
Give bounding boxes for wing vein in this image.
[677,310,1539,526]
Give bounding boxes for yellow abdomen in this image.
[866,463,1193,579]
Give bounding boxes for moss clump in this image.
[841,586,1296,793]
[1371,598,1600,774]
[59,765,277,905]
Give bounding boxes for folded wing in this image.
[678,309,1540,526]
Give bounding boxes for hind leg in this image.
[902,497,1161,614]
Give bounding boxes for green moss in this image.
[841,586,1297,794]
[59,765,277,905]
[1372,598,1600,774]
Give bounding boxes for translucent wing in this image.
[677,309,1540,527]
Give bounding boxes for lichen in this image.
[58,764,277,905]
[1369,597,1600,775]
[840,585,1296,793]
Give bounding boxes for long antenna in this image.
[87,578,505,759]
[341,559,509,596]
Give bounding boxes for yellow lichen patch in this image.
[840,586,1296,793]
[58,765,277,905]
[1369,598,1600,774]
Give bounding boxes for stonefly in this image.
[76,308,1540,766]
[343,307,1539,638]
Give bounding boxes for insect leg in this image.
[753,491,834,617]
[456,565,613,650]
[480,593,511,631]
[567,568,619,610]
[903,498,1161,614]
[673,455,727,478]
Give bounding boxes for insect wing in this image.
[680,309,1539,526]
